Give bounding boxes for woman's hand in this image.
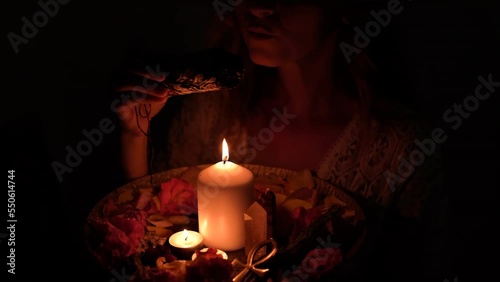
[111,66,170,135]
[110,63,171,181]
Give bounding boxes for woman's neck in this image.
[274,34,355,124]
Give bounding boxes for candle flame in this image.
[184,229,188,241]
[222,138,229,162]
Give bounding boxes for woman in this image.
[113,0,448,281]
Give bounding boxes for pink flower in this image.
[158,178,197,216]
[107,215,146,256]
[89,210,147,267]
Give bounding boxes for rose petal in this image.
[158,178,197,216]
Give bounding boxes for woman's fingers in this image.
[113,71,171,98]
[115,94,168,110]
[110,65,170,130]
[114,95,168,123]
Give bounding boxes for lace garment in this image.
[151,90,448,280]
[154,91,443,221]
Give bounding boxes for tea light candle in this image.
[168,229,203,259]
[191,248,228,260]
[197,139,255,251]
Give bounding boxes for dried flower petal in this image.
[158,178,197,216]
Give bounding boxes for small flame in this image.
[183,229,188,241]
[222,138,229,162]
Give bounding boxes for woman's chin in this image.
[248,50,286,68]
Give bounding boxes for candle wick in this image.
[223,155,228,164]
[185,236,188,241]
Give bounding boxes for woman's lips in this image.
[247,31,276,40]
[246,27,276,40]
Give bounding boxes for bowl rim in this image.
[84,164,367,265]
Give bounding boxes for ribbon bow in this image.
[231,239,278,282]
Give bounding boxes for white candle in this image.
[197,139,255,251]
[168,229,204,250]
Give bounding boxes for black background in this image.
[2,0,499,281]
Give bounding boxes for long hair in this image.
[201,0,396,154]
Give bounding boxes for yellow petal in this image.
[147,226,173,237]
[147,214,173,228]
[156,256,167,268]
[287,187,313,201]
[324,194,347,208]
[275,193,287,206]
[281,199,312,212]
[116,189,134,204]
[152,196,161,210]
[285,169,315,194]
[341,209,355,219]
[167,215,190,225]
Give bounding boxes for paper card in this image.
[244,202,267,258]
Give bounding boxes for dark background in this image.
[2,0,499,281]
